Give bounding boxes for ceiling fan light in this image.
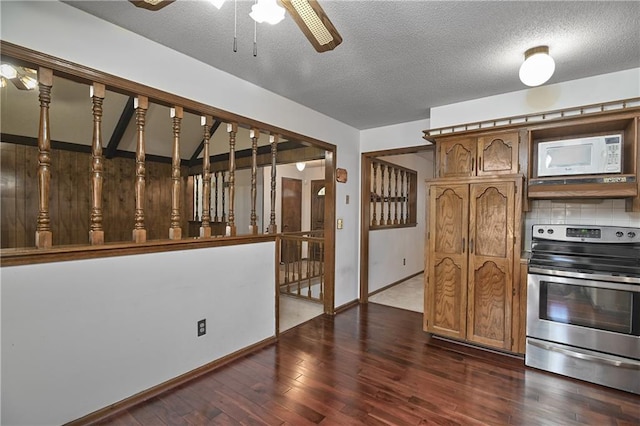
[250,0,285,25]
[296,162,306,171]
[519,46,555,87]
[209,0,225,9]
[289,0,333,45]
[0,64,17,79]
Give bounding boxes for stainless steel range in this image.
[526,224,640,394]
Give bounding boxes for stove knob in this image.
[547,229,554,234]
[628,231,636,238]
[537,228,544,234]
[616,231,624,237]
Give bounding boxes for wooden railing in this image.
[369,158,417,229]
[1,65,287,249]
[277,231,324,303]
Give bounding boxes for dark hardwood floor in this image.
[98,303,640,425]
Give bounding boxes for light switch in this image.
[337,218,343,229]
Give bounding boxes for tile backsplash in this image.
[523,199,640,251]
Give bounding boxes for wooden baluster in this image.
[132,96,148,243]
[400,169,406,224]
[200,116,213,238]
[221,171,226,222]
[387,165,392,225]
[268,134,278,234]
[307,241,312,298]
[249,128,259,234]
[372,161,377,226]
[35,67,53,249]
[214,171,219,222]
[297,239,302,295]
[226,123,237,236]
[319,241,324,300]
[169,107,183,240]
[194,174,200,221]
[381,164,386,225]
[404,172,410,225]
[394,167,399,225]
[89,82,105,245]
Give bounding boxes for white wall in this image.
[1,2,361,424]
[360,118,432,152]
[430,68,640,128]
[1,243,275,425]
[367,153,434,293]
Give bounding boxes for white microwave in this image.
[537,134,622,177]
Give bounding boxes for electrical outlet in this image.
[197,319,206,337]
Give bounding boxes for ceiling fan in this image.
[130,0,342,53]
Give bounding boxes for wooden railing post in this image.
[169,106,183,240]
[249,128,259,234]
[132,96,148,243]
[35,67,53,249]
[268,134,278,234]
[214,171,219,222]
[372,161,378,226]
[200,115,213,238]
[226,122,237,236]
[386,165,392,225]
[89,82,105,245]
[394,167,399,225]
[400,169,406,224]
[221,171,226,222]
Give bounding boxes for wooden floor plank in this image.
[96,303,640,425]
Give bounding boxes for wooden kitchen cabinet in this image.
[425,177,521,351]
[437,131,519,178]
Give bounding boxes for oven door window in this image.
[539,281,638,335]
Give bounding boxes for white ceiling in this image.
[62,0,640,130]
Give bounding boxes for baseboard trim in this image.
[427,334,524,367]
[368,270,423,297]
[66,336,277,426]
[334,299,359,314]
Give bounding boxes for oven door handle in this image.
[528,267,640,286]
[528,339,640,369]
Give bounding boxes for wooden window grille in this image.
[370,159,417,229]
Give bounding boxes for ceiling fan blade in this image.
[130,0,175,11]
[280,0,342,53]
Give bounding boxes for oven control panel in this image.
[533,224,640,243]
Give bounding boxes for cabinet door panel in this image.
[477,132,519,176]
[426,184,468,339]
[467,181,515,349]
[439,138,476,178]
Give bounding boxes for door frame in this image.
[359,145,434,303]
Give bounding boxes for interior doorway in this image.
[281,177,302,262]
[310,179,325,261]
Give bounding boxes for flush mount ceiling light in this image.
[519,46,555,87]
[296,162,306,171]
[250,0,286,25]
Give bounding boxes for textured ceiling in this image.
[30,1,640,131]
